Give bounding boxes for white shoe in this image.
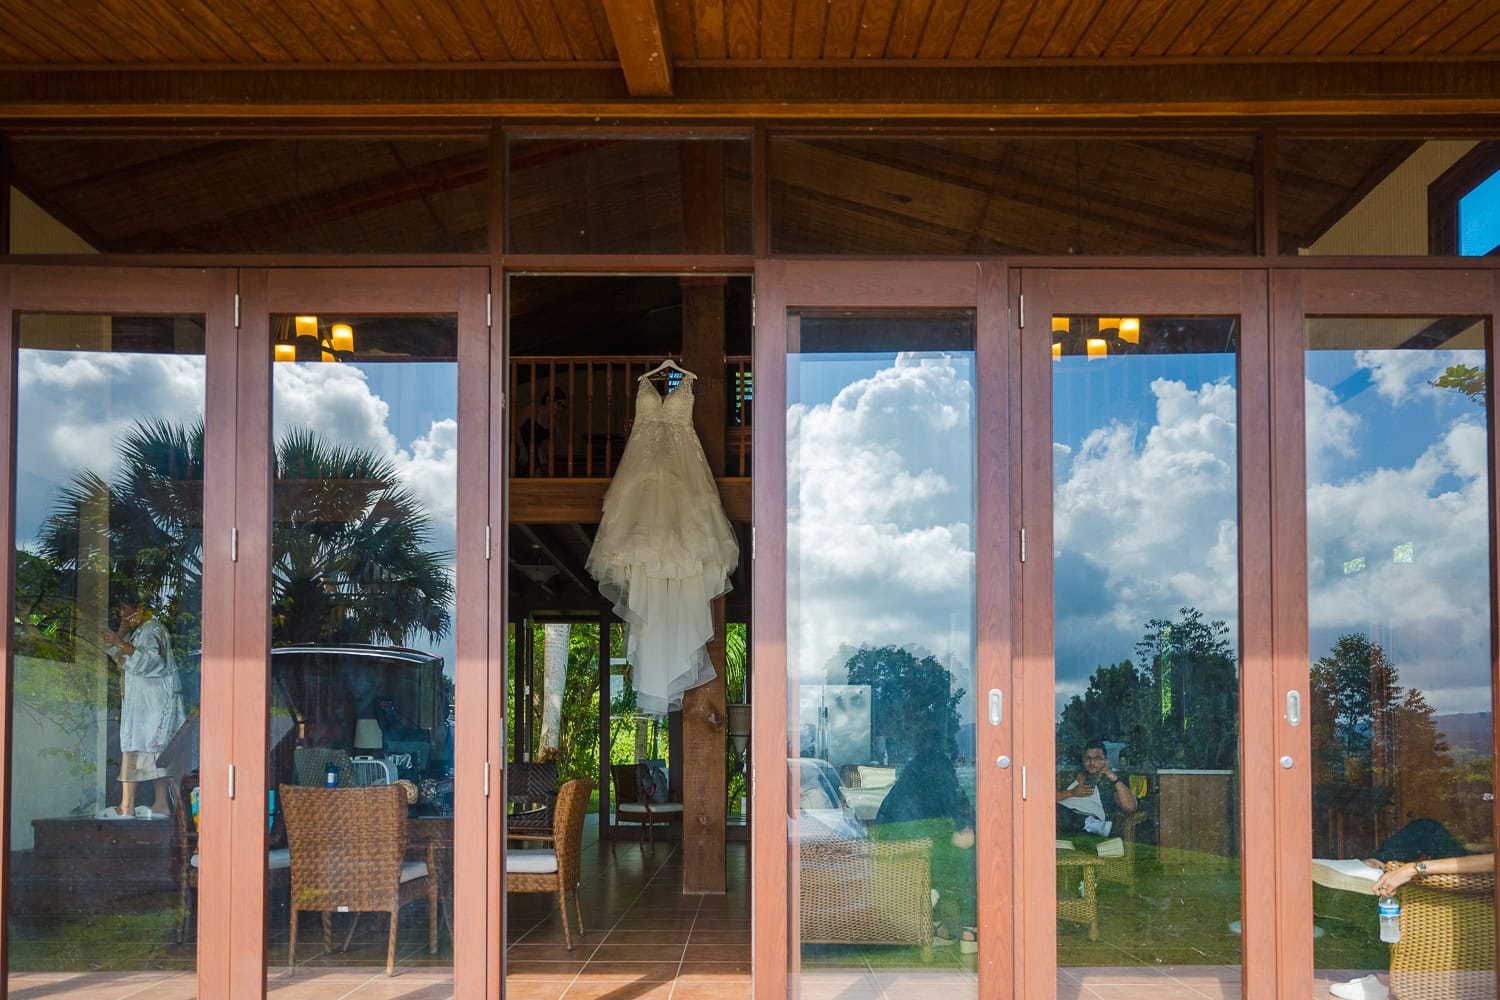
[1329,974,1390,1000]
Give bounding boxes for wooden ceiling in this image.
[1,1,1500,117]
[2,0,1497,68]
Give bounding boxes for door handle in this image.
[1286,690,1301,727]
[988,689,1003,726]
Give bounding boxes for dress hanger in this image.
[639,357,697,381]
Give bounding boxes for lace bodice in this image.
[634,375,696,427]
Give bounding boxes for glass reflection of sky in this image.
[1306,347,1490,715]
[1052,350,1239,717]
[787,349,977,721]
[1459,168,1500,256]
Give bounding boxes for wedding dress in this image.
[586,373,739,714]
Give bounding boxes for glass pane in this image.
[1306,316,1494,998]
[787,313,978,995]
[8,138,489,254]
[507,137,753,254]
[265,315,457,986]
[1051,316,1242,993]
[7,313,205,987]
[770,137,1256,255]
[1277,138,1500,255]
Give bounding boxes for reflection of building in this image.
[798,684,871,773]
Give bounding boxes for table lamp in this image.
[354,718,383,754]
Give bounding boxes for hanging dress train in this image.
[586,373,739,714]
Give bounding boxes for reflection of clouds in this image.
[788,354,975,686]
[1355,348,1483,406]
[16,352,206,539]
[1054,377,1239,687]
[1308,415,1489,715]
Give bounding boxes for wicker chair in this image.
[506,761,559,843]
[280,784,438,976]
[610,763,683,851]
[506,778,595,950]
[1383,861,1496,1000]
[169,779,290,943]
[799,835,934,958]
[293,747,354,787]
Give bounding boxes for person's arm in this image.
[1100,767,1137,813]
[1057,772,1089,802]
[1373,853,1495,896]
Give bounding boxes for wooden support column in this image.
[679,141,729,893]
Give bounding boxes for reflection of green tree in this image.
[1057,607,1237,770]
[842,645,964,760]
[1310,633,1458,831]
[1431,363,1486,405]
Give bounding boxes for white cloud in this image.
[1054,376,1240,646]
[788,354,976,689]
[1307,415,1490,714]
[1354,348,1483,406]
[272,364,398,461]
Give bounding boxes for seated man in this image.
[1056,739,1137,837]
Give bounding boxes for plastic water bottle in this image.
[324,761,339,787]
[1378,895,1401,943]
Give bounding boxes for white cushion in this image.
[399,860,428,883]
[505,850,558,874]
[645,802,683,814]
[857,765,897,789]
[191,848,291,871]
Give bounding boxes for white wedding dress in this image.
[586,374,739,714]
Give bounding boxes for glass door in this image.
[1,266,238,994]
[1018,269,1273,1000]
[752,261,1015,999]
[237,268,491,994]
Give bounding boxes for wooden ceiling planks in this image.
[694,0,729,59]
[788,0,828,58]
[853,0,902,59]
[1259,0,1357,57]
[492,0,546,60]
[515,0,581,61]
[601,0,673,95]
[287,0,387,62]
[885,0,938,60]
[1040,0,1109,59]
[553,1,608,61]
[758,0,796,60]
[1162,0,1236,57]
[821,0,864,58]
[915,0,968,58]
[1070,0,1142,57]
[1288,0,1384,56]
[1423,2,1500,55]
[250,0,342,62]
[977,0,1040,59]
[1009,0,1073,60]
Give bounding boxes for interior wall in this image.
[8,188,94,254]
[1306,140,1478,255]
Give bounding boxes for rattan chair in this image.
[799,835,934,958]
[506,778,595,950]
[1383,861,1497,1000]
[170,779,291,944]
[506,761,559,843]
[610,763,683,851]
[280,784,438,976]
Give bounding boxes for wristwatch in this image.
[1415,861,1428,874]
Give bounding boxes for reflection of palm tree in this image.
[273,428,452,646]
[35,419,452,649]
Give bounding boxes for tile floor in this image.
[0,821,1405,999]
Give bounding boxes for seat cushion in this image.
[399,860,429,883]
[191,848,291,871]
[505,850,559,874]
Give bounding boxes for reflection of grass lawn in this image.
[8,910,189,972]
[1060,843,1387,971]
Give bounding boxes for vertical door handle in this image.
[1286,690,1301,727]
[988,689,1003,726]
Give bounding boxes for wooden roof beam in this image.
[601,0,673,97]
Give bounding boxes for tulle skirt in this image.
[586,420,738,714]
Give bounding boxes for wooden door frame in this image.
[1016,268,1274,1000]
[0,264,238,993]
[751,259,1015,1000]
[238,267,492,995]
[1271,267,1500,997]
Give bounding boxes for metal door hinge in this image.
[486,292,493,328]
[1021,765,1028,800]
[1018,293,1024,329]
[751,527,756,560]
[484,761,491,797]
[485,525,491,561]
[227,763,236,799]
[1019,528,1026,563]
[233,293,240,328]
[230,528,238,562]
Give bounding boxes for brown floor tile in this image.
[571,961,681,981]
[342,982,456,999]
[586,943,686,962]
[499,983,571,1000]
[604,928,693,943]
[682,943,750,962]
[560,982,676,1000]
[505,960,589,980]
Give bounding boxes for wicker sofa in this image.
[799,835,934,958]
[1383,862,1496,1000]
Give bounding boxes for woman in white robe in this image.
[98,599,184,819]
